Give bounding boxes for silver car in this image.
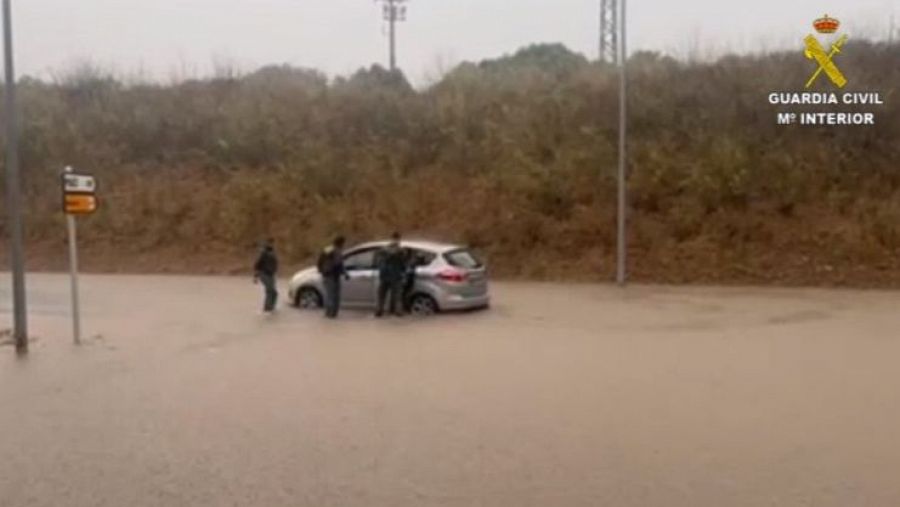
[287,240,490,315]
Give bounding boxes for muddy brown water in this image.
[2,274,900,506]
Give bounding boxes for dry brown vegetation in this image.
[1,42,898,286]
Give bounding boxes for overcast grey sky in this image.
[9,0,898,83]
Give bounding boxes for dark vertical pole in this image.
[2,0,27,354]
[616,0,627,286]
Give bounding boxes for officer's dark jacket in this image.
[317,246,345,279]
[376,245,407,282]
[254,247,278,276]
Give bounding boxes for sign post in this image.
[67,210,81,345]
[61,167,98,346]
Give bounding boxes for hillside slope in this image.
[1,42,898,286]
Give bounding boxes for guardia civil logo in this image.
[767,14,885,127]
[804,15,848,89]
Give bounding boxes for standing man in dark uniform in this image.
[375,232,406,317]
[402,249,419,313]
[253,238,279,313]
[318,236,347,319]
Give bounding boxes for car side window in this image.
[409,249,436,267]
[344,249,376,271]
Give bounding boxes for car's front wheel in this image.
[408,294,439,316]
[295,287,323,309]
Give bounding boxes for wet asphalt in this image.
[2,273,900,506]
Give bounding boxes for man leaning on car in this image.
[375,232,407,317]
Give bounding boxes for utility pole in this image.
[599,0,618,64]
[377,0,408,71]
[890,14,895,45]
[616,0,628,286]
[3,0,27,354]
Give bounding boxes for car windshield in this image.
[444,249,483,269]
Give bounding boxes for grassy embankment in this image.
[1,42,898,286]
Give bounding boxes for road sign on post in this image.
[62,172,98,214]
[64,194,98,215]
[61,167,98,345]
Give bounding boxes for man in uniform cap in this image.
[318,236,348,319]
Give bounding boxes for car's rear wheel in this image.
[408,294,439,316]
[295,287,323,309]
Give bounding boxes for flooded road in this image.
[2,274,900,506]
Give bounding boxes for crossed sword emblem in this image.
[804,34,849,89]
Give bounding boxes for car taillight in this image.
[437,269,467,283]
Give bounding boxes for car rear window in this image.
[444,249,483,269]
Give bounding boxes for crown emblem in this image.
[813,14,840,34]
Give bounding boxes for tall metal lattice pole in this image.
[599,0,618,64]
[377,0,408,71]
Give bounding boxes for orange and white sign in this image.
[61,171,98,215]
[64,194,98,215]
